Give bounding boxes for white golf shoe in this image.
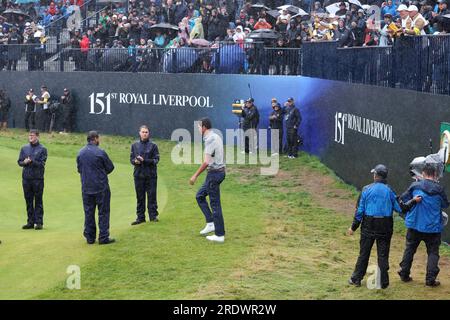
[200,223,215,235]
[206,235,225,243]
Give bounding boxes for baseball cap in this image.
[407,5,419,11]
[246,98,254,103]
[287,97,294,102]
[397,4,408,11]
[370,164,388,178]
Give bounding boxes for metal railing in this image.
[1,35,450,95]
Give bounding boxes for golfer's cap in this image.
[287,97,294,102]
[246,98,254,103]
[397,4,408,11]
[370,164,388,178]
[408,5,419,11]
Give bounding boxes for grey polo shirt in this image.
[204,130,225,171]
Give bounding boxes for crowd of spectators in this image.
[1,0,450,72]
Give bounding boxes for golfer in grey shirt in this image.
[189,117,226,243]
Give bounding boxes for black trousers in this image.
[351,232,392,287]
[82,188,111,242]
[134,177,158,221]
[399,228,441,284]
[22,179,44,225]
[25,111,36,130]
[286,127,298,157]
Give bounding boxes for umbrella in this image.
[150,23,179,32]
[247,28,280,40]
[325,3,349,15]
[162,47,199,73]
[284,5,308,16]
[96,0,127,2]
[251,4,271,11]
[1,9,31,23]
[266,9,281,19]
[277,5,292,11]
[14,0,40,3]
[348,0,362,8]
[190,38,210,47]
[211,44,246,74]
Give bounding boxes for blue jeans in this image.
[196,171,226,236]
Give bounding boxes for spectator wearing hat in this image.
[398,163,449,287]
[336,2,348,16]
[241,98,259,154]
[347,164,405,289]
[405,5,428,35]
[379,13,394,46]
[269,98,284,156]
[284,97,301,159]
[397,4,412,31]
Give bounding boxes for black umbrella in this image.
[1,9,31,23]
[150,23,179,32]
[247,29,281,40]
[283,5,309,16]
[266,9,281,19]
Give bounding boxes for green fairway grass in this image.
[0,129,448,300]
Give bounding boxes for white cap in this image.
[408,5,419,11]
[25,22,31,26]
[397,4,408,11]
[122,16,127,21]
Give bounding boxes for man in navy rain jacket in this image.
[17,129,48,230]
[77,131,115,245]
[130,125,160,225]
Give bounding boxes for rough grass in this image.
[0,129,448,300]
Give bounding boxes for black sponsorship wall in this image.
[0,71,449,241]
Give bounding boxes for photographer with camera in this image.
[60,88,75,133]
[24,88,37,130]
[241,97,259,154]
